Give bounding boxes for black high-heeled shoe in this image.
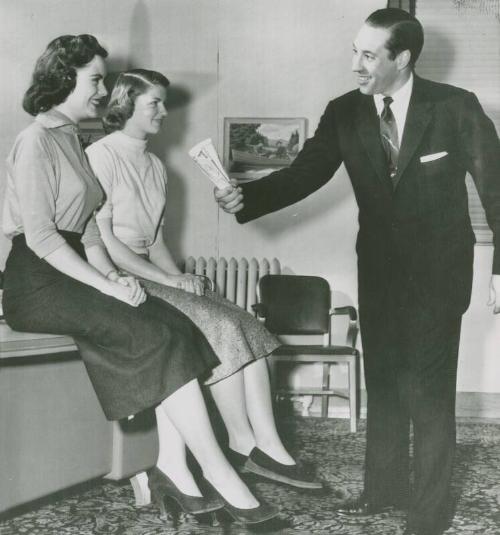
[201,477,279,525]
[148,467,223,515]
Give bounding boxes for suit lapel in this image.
[392,76,433,190]
[355,94,391,191]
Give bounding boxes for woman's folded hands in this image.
[101,275,147,306]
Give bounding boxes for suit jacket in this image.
[237,76,500,315]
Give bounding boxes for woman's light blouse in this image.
[86,131,167,256]
[3,109,104,257]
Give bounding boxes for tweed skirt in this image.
[140,279,281,384]
[2,233,219,420]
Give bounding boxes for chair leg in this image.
[301,395,314,417]
[348,358,357,432]
[267,356,282,409]
[130,470,151,506]
[321,363,330,418]
[267,356,278,391]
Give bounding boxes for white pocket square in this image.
[420,151,448,163]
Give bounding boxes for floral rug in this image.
[1,418,499,534]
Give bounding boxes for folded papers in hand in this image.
[188,139,231,189]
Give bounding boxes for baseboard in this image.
[455,392,500,419]
[285,391,500,420]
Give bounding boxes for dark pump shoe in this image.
[336,496,395,517]
[201,477,279,525]
[242,447,323,489]
[226,448,248,471]
[147,467,223,515]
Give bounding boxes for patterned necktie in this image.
[380,96,399,187]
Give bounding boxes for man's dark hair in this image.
[366,8,424,66]
[23,34,108,116]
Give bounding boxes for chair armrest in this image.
[252,303,267,318]
[330,306,357,321]
[329,306,358,348]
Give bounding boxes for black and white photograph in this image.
[0,1,499,535]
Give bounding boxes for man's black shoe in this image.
[336,497,394,517]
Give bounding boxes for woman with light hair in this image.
[86,68,323,501]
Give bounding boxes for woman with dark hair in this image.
[86,69,323,493]
[2,35,278,525]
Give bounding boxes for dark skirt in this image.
[2,232,219,420]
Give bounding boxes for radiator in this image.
[184,256,281,312]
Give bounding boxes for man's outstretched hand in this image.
[214,179,244,214]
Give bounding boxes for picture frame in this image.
[223,117,307,182]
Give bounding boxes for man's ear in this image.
[396,49,411,71]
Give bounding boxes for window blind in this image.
[415,0,499,244]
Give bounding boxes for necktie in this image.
[380,96,399,187]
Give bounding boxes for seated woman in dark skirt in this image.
[1,34,278,525]
[86,69,322,493]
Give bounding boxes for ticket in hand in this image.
[188,138,232,190]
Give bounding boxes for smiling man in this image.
[215,7,500,535]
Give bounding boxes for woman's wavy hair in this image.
[103,69,170,133]
[23,34,108,116]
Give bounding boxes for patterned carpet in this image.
[1,417,500,535]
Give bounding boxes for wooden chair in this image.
[254,274,360,432]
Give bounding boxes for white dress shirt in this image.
[374,73,414,147]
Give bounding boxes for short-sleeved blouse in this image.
[86,131,167,256]
[2,109,104,257]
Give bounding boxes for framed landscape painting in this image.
[223,117,307,182]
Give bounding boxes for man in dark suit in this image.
[215,8,500,535]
